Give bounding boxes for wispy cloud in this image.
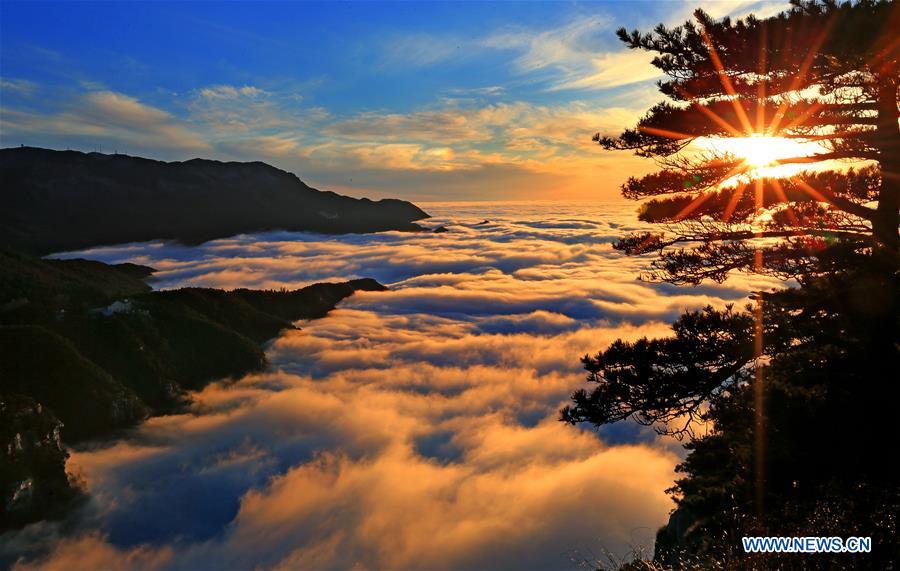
[549,49,660,91]
[482,16,664,92]
[189,84,285,133]
[323,101,643,159]
[0,77,38,97]
[198,84,271,100]
[378,15,658,92]
[323,109,493,143]
[214,134,300,158]
[380,32,472,68]
[380,2,790,92]
[1,90,209,153]
[447,85,505,97]
[696,0,791,20]
[483,16,611,72]
[546,0,792,91]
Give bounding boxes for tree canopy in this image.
[596,0,899,284]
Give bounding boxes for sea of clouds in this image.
[5,202,784,570]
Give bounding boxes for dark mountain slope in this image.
[0,249,385,439]
[0,248,154,317]
[0,325,149,441]
[0,147,429,255]
[1,249,386,528]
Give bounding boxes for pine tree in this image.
[566,2,900,567]
[596,0,899,284]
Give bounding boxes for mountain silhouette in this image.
[0,147,430,255]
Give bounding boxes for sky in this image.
[0,1,790,201]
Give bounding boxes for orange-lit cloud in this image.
[1,79,657,200]
[7,204,792,570]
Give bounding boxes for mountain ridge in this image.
[0,146,430,255]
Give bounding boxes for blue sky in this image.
[1,1,789,201]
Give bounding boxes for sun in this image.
[695,134,830,180]
[712,134,818,167]
[730,136,794,167]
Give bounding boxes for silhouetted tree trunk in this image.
[874,70,899,252]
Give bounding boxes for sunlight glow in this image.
[710,135,817,168]
[696,134,832,181]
